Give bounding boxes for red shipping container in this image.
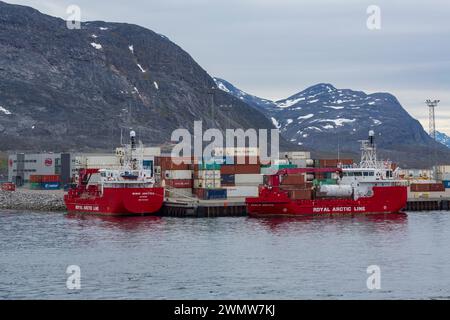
[318,159,353,168]
[410,183,445,192]
[234,164,261,174]
[280,174,305,185]
[157,156,191,171]
[220,165,236,175]
[289,189,313,200]
[42,175,60,183]
[29,175,42,183]
[165,179,193,188]
[1,182,16,191]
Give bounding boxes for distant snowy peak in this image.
[274,83,396,110]
[213,77,276,111]
[435,131,450,148]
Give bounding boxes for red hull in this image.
[246,186,407,217]
[64,187,164,216]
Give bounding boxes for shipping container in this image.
[195,188,227,200]
[289,189,313,200]
[156,156,191,170]
[30,182,41,190]
[280,174,305,185]
[290,159,314,168]
[281,151,311,160]
[165,179,193,188]
[224,186,259,198]
[164,170,192,180]
[220,165,236,175]
[194,179,221,189]
[195,170,220,180]
[202,155,235,165]
[410,183,445,192]
[1,182,15,191]
[220,174,235,186]
[234,174,263,186]
[41,182,61,190]
[316,159,353,168]
[313,179,338,186]
[196,162,221,170]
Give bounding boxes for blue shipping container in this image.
[220,174,235,185]
[443,180,450,189]
[205,189,227,200]
[41,182,61,190]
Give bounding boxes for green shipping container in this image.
[197,163,221,170]
[30,182,42,190]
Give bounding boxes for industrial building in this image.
[8,147,161,186]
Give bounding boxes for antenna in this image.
[426,99,439,140]
[426,99,440,181]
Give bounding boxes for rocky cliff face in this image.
[214,78,450,168]
[0,1,275,152]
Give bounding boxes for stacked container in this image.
[156,156,193,198]
[281,151,314,169]
[220,156,262,198]
[193,157,225,200]
[410,183,445,192]
[279,172,314,200]
[29,175,61,190]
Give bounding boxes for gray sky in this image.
[6,0,450,134]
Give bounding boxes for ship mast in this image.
[359,130,378,168]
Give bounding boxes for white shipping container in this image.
[234,174,263,186]
[282,151,311,160]
[290,159,313,168]
[85,155,120,169]
[261,167,278,175]
[164,170,192,180]
[194,179,221,189]
[225,186,259,198]
[196,170,220,180]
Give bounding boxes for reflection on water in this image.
[1,210,449,299]
[65,213,164,231]
[254,213,408,234]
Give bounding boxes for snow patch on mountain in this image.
[0,106,12,115]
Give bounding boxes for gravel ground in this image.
[0,188,66,211]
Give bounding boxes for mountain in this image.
[436,131,450,148]
[213,78,276,112]
[215,79,450,168]
[0,1,276,152]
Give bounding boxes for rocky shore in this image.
[0,189,66,212]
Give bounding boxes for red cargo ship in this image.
[64,131,164,216]
[246,131,408,217]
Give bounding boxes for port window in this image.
[354,172,362,176]
[363,172,369,177]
